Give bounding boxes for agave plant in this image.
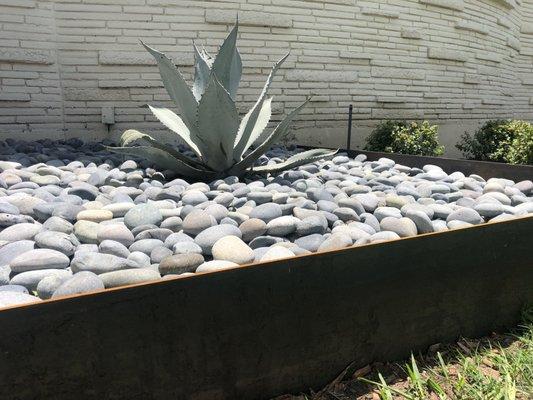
[109,21,337,179]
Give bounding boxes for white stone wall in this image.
[0,0,532,156]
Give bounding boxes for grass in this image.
[275,309,533,400]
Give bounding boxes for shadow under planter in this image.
[0,215,531,399]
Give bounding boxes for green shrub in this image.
[457,120,533,165]
[364,120,407,152]
[365,120,444,156]
[456,120,511,162]
[495,121,533,165]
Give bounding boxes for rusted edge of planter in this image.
[0,215,531,399]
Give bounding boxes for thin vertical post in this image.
[347,104,353,150]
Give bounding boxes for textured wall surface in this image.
[0,0,532,155]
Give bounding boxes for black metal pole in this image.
[347,104,353,150]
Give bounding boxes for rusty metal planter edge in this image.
[0,149,531,400]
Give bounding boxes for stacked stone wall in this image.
[0,0,532,155]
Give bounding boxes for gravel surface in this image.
[0,138,531,306]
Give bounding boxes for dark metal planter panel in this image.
[0,217,531,400]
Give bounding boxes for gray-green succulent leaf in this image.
[107,145,213,179]
[147,106,203,158]
[109,22,337,179]
[233,52,290,161]
[197,73,239,170]
[252,148,340,174]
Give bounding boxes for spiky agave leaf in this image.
[233,52,290,161]
[252,148,339,174]
[108,146,213,179]
[229,96,313,175]
[112,129,207,170]
[200,46,214,67]
[141,41,199,132]
[233,97,273,163]
[120,129,153,147]
[148,105,205,158]
[211,20,242,100]
[192,44,212,101]
[197,73,240,170]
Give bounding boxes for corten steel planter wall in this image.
[0,153,531,400]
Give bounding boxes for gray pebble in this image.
[0,284,28,294]
[0,223,41,241]
[34,231,78,256]
[37,275,69,299]
[249,203,282,223]
[0,240,35,266]
[159,253,205,275]
[374,207,403,221]
[405,210,434,234]
[70,252,130,274]
[294,234,326,252]
[196,260,239,273]
[74,220,99,244]
[194,224,242,255]
[52,271,105,299]
[42,216,74,234]
[266,216,299,237]
[97,223,134,247]
[10,249,70,273]
[124,203,163,229]
[127,251,151,269]
[182,209,217,236]
[446,208,483,225]
[10,269,72,291]
[370,231,401,243]
[0,292,41,307]
[99,240,130,258]
[150,246,172,263]
[99,268,160,288]
[380,217,418,238]
[212,236,254,264]
[129,238,164,255]
[260,246,295,262]
[318,233,352,252]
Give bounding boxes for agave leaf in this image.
[211,20,242,100]
[197,73,240,170]
[120,129,153,147]
[141,41,198,131]
[233,52,290,160]
[233,97,273,162]
[192,44,212,101]
[107,145,213,179]
[251,148,339,174]
[116,129,207,170]
[148,105,204,158]
[201,46,214,67]
[230,96,312,174]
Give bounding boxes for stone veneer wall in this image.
[0,0,532,156]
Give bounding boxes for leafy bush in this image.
[456,120,511,162]
[365,120,444,156]
[364,120,407,152]
[457,120,533,165]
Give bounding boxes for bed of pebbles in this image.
[0,138,531,307]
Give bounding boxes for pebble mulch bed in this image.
[0,138,531,307]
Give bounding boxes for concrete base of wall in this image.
[292,119,489,158]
